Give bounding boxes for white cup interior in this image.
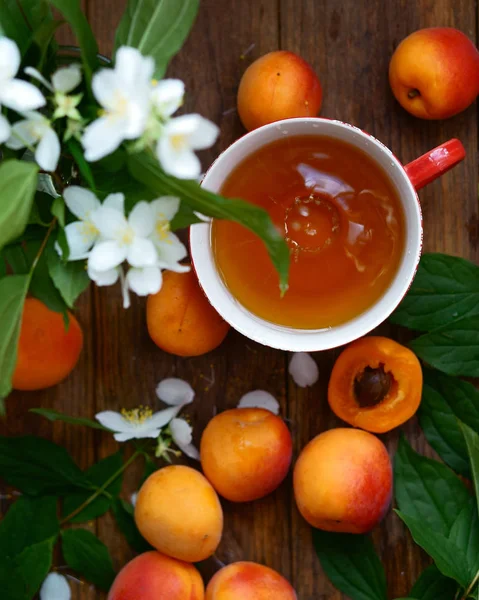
[190,118,422,352]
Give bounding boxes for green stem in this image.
[29,219,56,277]
[461,569,479,600]
[60,450,142,525]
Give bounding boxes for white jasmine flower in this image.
[6,111,60,171]
[170,417,199,460]
[289,352,319,387]
[151,79,184,119]
[156,114,219,179]
[0,37,45,143]
[40,573,71,600]
[25,64,82,120]
[237,390,280,415]
[150,197,189,272]
[88,263,120,286]
[122,266,162,308]
[82,46,153,161]
[96,377,195,442]
[88,200,157,272]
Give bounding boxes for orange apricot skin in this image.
[205,561,297,600]
[12,298,83,391]
[237,50,322,131]
[107,551,205,600]
[200,407,293,502]
[328,336,423,433]
[147,270,230,357]
[293,428,392,533]
[389,28,479,119]
[134,465,223,563]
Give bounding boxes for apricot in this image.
[389,27,479,119]
[328,336,423,433]
[237,50,322,131]
[200,407,292,502]
[205,562,296,600]
[12,298,83,391]
[108,551,204,600]
[134,465,223,562]
[147,269,230,357]
[293,428,392,533]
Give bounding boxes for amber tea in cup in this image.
[212,135,405,329]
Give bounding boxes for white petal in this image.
[170,418,200,460]
[91,206,128,240]
[289,352,319,388]
[126,266,162,296]
[88,264,119,286]
[82,116,126,162]
[95,410,135,433]
[126,237,157,268]
[128,201,154,237]
[237,390,280,415]
[52,64,81,93]
[0,79,45,111]
[24,66,54,92]
[165,114,219,150]
[35,127,60,171]
[64,222,97,260]
[116,429,161,441]
[157,137,201,180]
[63,186,101,220]
[130,492,138,506]
[113,432,136,442]
[145,406,183,429]
[88,240,127,271]
[151,79,185,117]
[0,114,11,144]
[91,69,119,110]
[40,572,71,600]
[151,196,180,222]
[6,119,37,149]
[103,193,125,213]
[120,267,131,309]
[155,233,187,269]
[0,38,20,80]
[156,378,195,406]
[115,46,154,88]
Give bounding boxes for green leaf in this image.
[46,0,99,83]
[115,0,199,79]
[27,242,68,316]
[170,201,202,231]
[410,316,479,377]
[1,537,56,600]
[28,192,53,226]
[20,0,54,29]
[0,275,29,399]
[51,196,65,227]
[142,454,158,482]
[0,435,91,495]
[394,436,470,536]
[391,253,479,332]
[448,503,479,581]
[47,250,89,308]
[0,160,38,250]
[313,530,387,600]
[63,452,123,523]
[128,153,290,292]
[460,422,479,504]
[419,369,479,475]
[0,0,31,54]
[111,498,153,553]
[397,511,469,586]
[410,565,458,600]
[30,407,108,430]
[67,139,96,191]
[0,495,59,558]
[61,528,116,591]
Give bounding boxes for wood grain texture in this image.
[1,0,478,599]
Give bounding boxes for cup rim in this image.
[190,117,423,352]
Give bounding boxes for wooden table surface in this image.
[2,1,479,599]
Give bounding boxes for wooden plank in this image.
[280,0,478,598]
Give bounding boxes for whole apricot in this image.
[389,27,479,119]
[147,269,230,357]
[200,407,292,502]
[134,465,223,562]
[293,428,392,533]
[12,298,83,391]
[108,551,204,600]
[206,561,297,600]
[237,50,322,131]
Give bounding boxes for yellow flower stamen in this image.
[155,218,171,243]
[121,406,153,425]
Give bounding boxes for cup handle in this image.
[403,139,466,191]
